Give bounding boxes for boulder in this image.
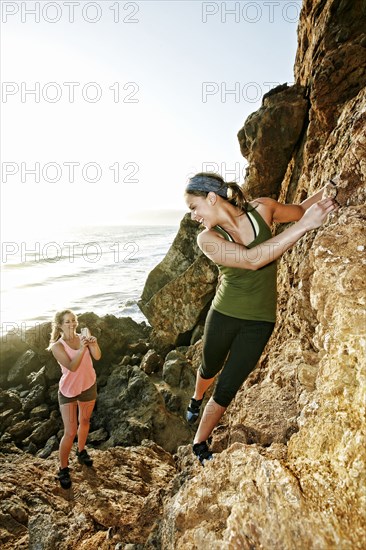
[142,254,217,349]
[139,214,218,348]
[93,364,191,453]
[37,435,59,459]
[22,385,46,415]
[26,411,60,447]
[6,419,38,443]
[162,350,193,388]
[87,427,109,445]
[139,214,202,305]
[0,332,28,387]
[7,350,42,387]
[27,367,47,388]
[0,390,22,414]
[140,349,163,374]
[237,83,308,198]
[29,404,50,420]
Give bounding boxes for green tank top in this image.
[211,208,277,322]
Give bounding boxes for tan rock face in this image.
[139,213,218,349]
[237,84,308,198]
[152,1,366,548]
[0,443,176,549]
[3,1,364,548]
[160,444,360,550]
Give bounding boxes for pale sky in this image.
[1,0,301,236]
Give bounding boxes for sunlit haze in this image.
[1,0,301,238]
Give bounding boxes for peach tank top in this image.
[57,337,96,398]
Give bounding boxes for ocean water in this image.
[1,225,179,335]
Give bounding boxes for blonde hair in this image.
[47,309,76,351]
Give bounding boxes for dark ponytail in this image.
[187,172,252,213]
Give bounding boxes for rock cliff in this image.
[1,0,365,548]
[143,0,366,548]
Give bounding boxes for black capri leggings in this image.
[200,309,275,408]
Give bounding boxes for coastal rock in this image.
[295,0,366,146]
[128,341,150,355]
[43,358,61,384]
[0,443,176,549]
[138,0,366,547]
[140,349,163,374]
[139,214,202,305]
[158,443,360,549]
[143,254,217,349]
[162,351,185,387]
[37,435,59,458]
[0,333,28,387]
[0,313,150,391]
[0,389,22,414]
[22,385,46,414]
[93,364,191,453]
[6,418,38,443]
[7,350,42,386]
[27,367,47,389]
[29,404,50,419]
[86,427,109,445]
[237,84,308,198]
[25,411,60,448]
[139,214,218,348]
[1,0,365,548]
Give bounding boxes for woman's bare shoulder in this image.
[198,227,226,242]
[250,197,277,209]
[50,340,63,354]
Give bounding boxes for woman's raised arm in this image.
[197,198,337,270]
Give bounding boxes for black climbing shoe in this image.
[76,448,93,467]
[186,396,204,424]
[57,467,72,489]
[193,441,213,465]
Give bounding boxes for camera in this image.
[80,327,91,338]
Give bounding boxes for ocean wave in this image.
[2,225,176,330]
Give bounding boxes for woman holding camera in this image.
[48,309,101,488]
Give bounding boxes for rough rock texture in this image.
[1,1,365,548]
[93,363,192,453]
[0,313,150,389]
[158,443,363,549]
[150,1,366,548]
[0,442,176,549]
[0,314,196,457]
[139,214,218,349]
[237,83,308,198]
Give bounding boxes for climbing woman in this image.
[185,172,338,464]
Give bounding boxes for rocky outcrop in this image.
[0,441,176,549]
[237,83,308,198]
[0,313,150,388]
[93,362,192,453]
[157,443,360,550]
[1,1,365,548]
[139,214,218,349]
[142,0,366,548]
[0,314,197,457]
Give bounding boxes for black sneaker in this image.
[193,441,213,465]
[56,467,72,489]
[76,449,93,467]
[186,396,204,424]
